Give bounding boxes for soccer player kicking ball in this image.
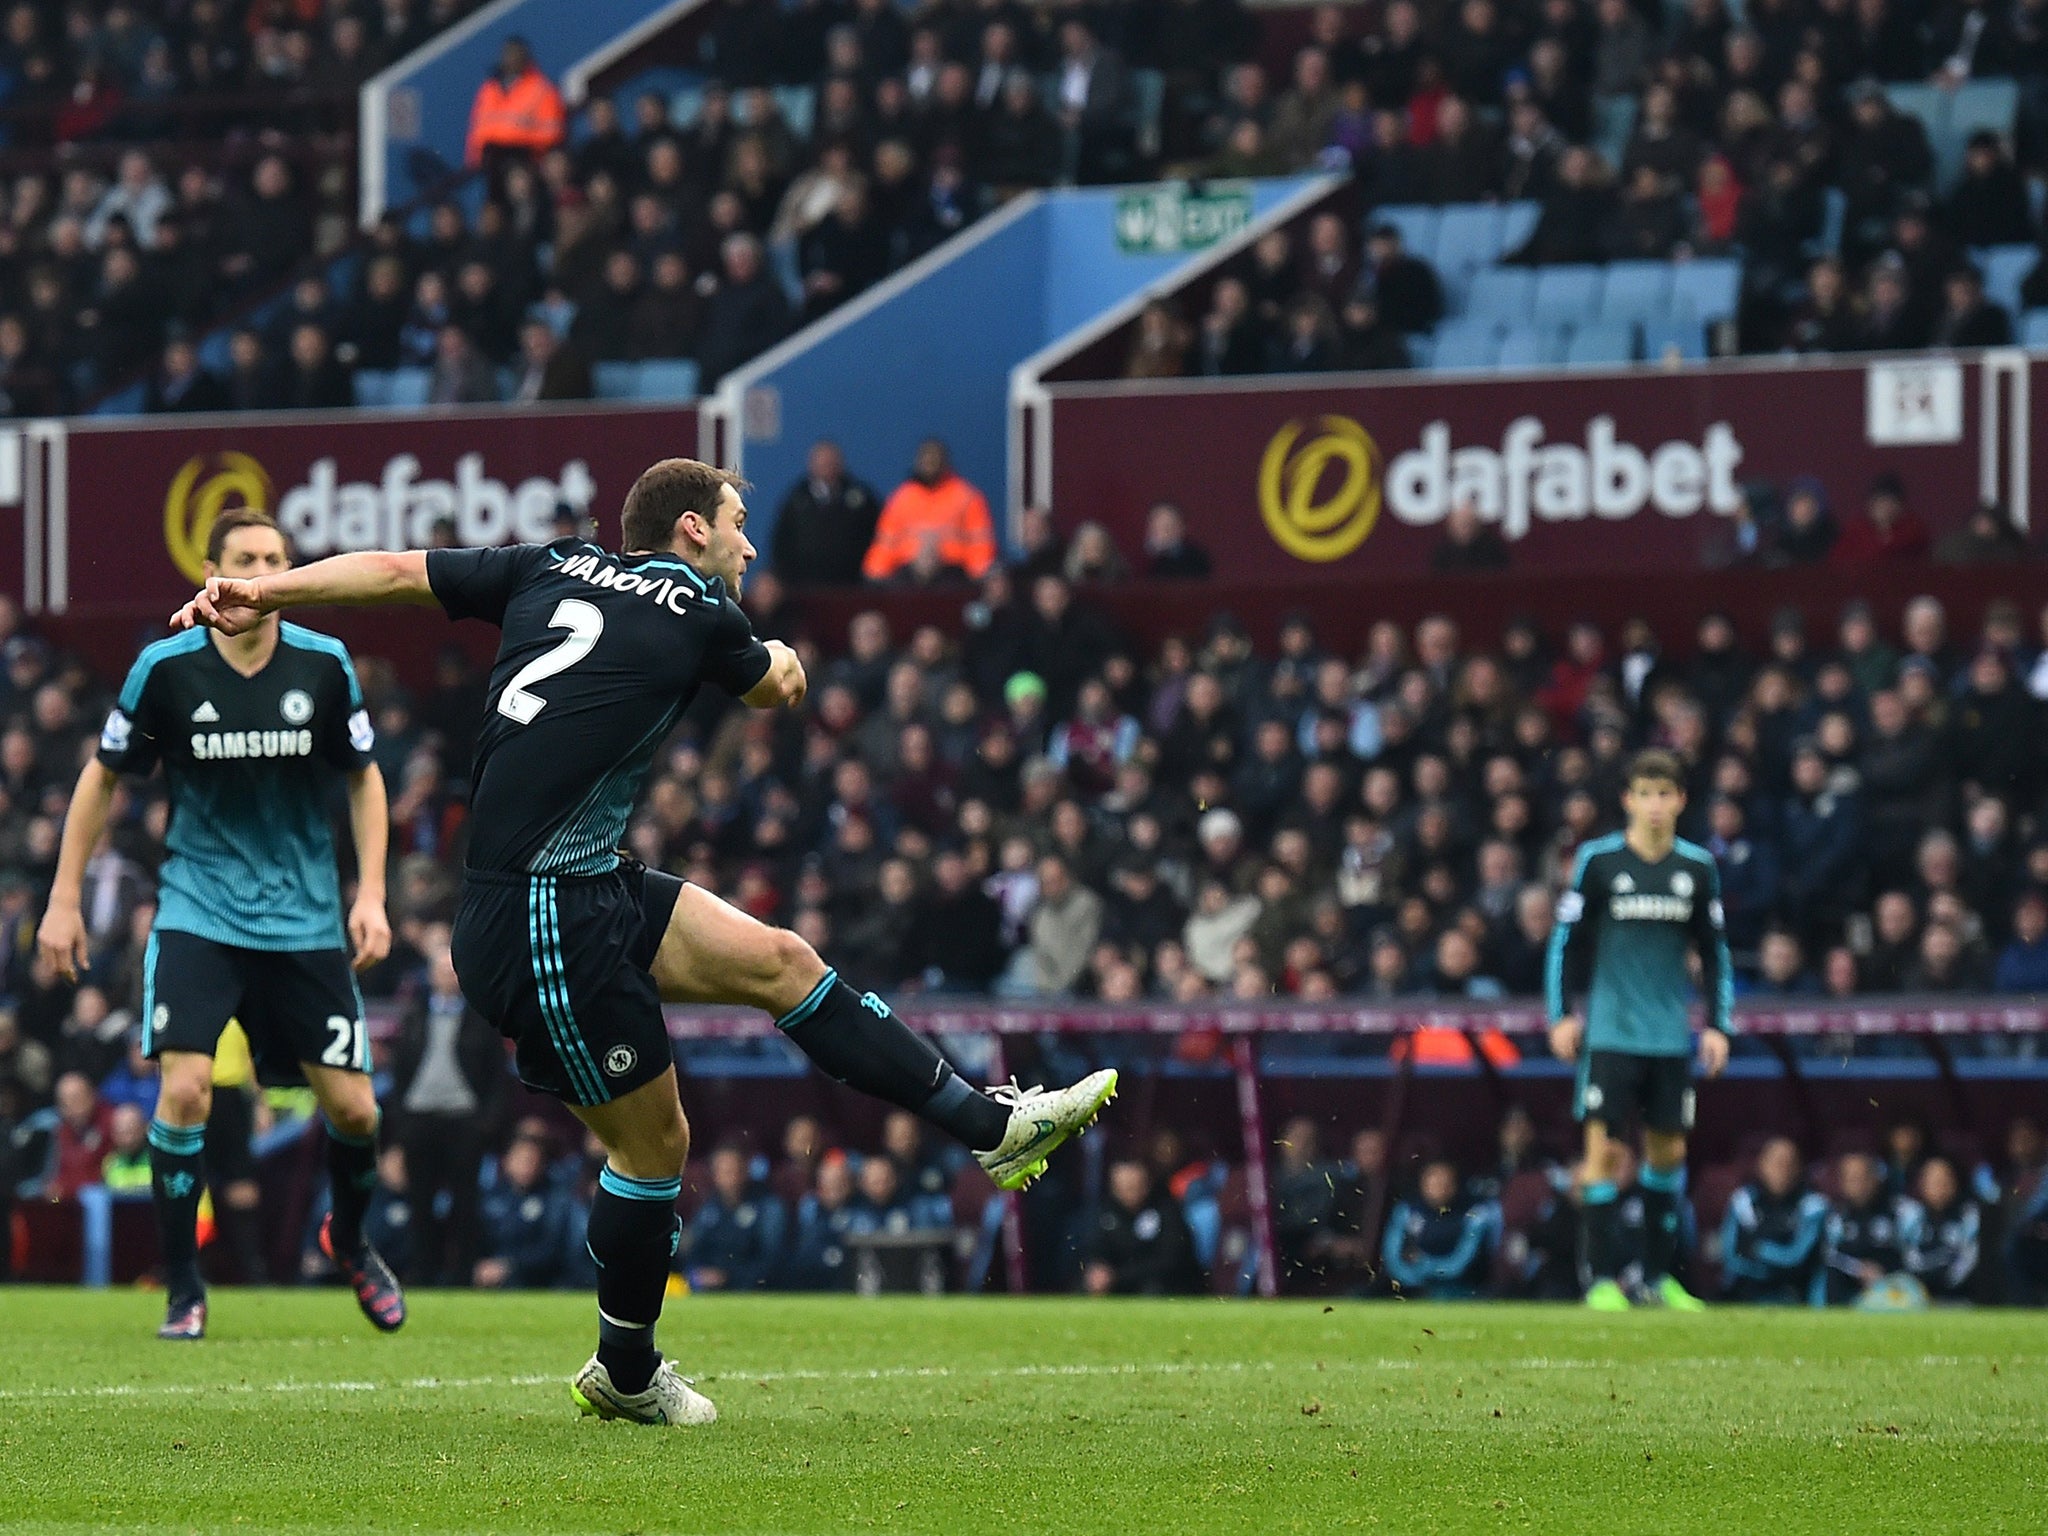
[1545,749,1731,1311]
[39,510,401,1341]
[172,459,1116,1427]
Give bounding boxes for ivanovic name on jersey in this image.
[554,550,706,614]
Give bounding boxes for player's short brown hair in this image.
[619,458,748,551]
[206,508,288,565]
[1627,749,1685,791]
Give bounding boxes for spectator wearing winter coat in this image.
[1900,1158,1982,1300]
[1084,1159,1204,1295]
[1995,892,2048,992]
[1831,473,1929,564]
[1381,1159,1501,1298]
[475,1136,576,1289]
[680,1146,788,1292]
[1028,856,1104,996]
[1720,1137,1829,1303]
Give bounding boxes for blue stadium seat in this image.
[1531,264,1603,324]
[1949,78,2019,142]
[2022,308,2048,347]
[1427,321,1501,370]
[353,371,393,408]
[1372,204,1439,259]
[1592,94,1638,169]
[1883,82,1946,145]
[197,331,233,374]
[1498,200,1540,255]
[1131,69,1166,156]
[1563,322,1637,366]
[1805,185,1847,258]
[769,85,816,139]
[1643,317,1709,361]
[1599,261,1674,324]
[1434,203,1506,273]
[1405,333,1436,368]
[1464,266,1535,320]
[1495,325,1565,368]
[593,362,638,399]
[1436,261,1476,316]
[1982,244,2035,316]
[633,359,700,400]
[1670,259,1741,324]
[385,368,431,407]
[770,236,805,309]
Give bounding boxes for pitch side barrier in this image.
[654,1000,2042,1297]
[22,1003,2041,1287]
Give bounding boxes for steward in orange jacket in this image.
[465,37,565,167]
[863,440,997,581]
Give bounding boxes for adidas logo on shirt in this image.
[191,701,220,723]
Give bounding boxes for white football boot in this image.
[975,1069,1119,1191]
[571,1356,718,1427]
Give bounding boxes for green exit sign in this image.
[1114,183,1254,254]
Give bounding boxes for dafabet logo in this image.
[1257,417,1382,563]
[1256,412,1746,561]
[163,450,598,578]
[164,453,272,582]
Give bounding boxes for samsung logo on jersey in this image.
[1609,894,1693,922]
[557,553,701,615]
[191,730,315,760]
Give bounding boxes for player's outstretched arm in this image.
[171,551,437,635]
[741,639,808,710]
[35,759,117,981]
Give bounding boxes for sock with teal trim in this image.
[1640,1164,1686,1283]
[325,1112,380,1254]
[587,1167,682,1396]
[775,972,1009,1151]
[1582,1180,1621,1283]
[148,1118,207,1306]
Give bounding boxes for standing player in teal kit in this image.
[38,509,401,1340]
[1547,750,1732,1310]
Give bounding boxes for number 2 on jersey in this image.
[497,599,604,724]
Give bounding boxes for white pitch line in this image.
[0,1353,2030,1405]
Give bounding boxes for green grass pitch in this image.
[0,1289,2042,1535]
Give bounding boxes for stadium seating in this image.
[1562,322,1637,367]
[1980,244,2035,316]
[1495,325,1566,369]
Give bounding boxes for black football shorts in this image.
[451,861,684,1107]
[142,928,366,1086]
[1573,1049,1695,1135]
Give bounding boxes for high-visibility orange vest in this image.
[465,66,566,165]
[862,473,997,580]
[1391,1027,1521,1068]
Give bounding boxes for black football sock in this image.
[147,1118,207,1306]
[587,1169,682,1396]
[775,971,1010,1152]
[325,1112,380,1254]
[1582,1180,1621,1284]
[1640,1164,1685,1284]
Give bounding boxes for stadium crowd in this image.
[0,0,494,415]
[4,460,2048,1294]
[8,0,2048,414]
